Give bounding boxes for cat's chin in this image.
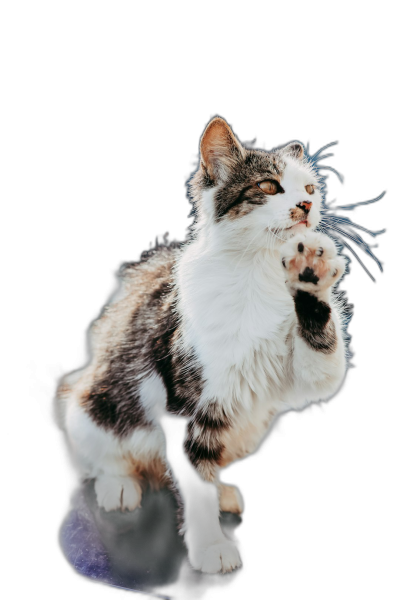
[287,221,312,236]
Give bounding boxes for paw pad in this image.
[299,266,319,285]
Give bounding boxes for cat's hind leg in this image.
[65,398,166,512]
[94,473,142,512]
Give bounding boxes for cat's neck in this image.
[177,226,291,329]
[183,226,285,283]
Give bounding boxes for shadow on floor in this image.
[59,482,242,600]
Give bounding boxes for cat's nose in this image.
[296,201,312,214]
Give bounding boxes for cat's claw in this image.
[281,231,345,295]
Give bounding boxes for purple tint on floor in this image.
[59,482,241,600]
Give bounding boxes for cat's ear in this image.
[200,117,245,182]
[282,142,304,160]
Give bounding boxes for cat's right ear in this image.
[200,117,245,183]
[281,142,304,160]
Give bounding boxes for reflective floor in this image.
[60,481,242,598]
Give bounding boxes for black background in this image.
[20,43,398,598]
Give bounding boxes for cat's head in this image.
[189,117,322,249]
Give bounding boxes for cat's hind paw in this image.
[94,474,142,512]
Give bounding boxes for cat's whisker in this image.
[314,152,335,163]
[323,223,383,272]
[269,230,286,243]
[324,228,376,282]
[306,139,384,281]
[334,190,386,211]
[321,214,386,238]
[317,165,344,184]
[310,141,338,161]
[320,199,336,212]
[322,220,382,254]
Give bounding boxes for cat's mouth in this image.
[287,219,309,229]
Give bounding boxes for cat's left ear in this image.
[200,117,245,183]
[282,142,304,160]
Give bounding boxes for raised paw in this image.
[281,231,345,296]
[190,540,242,574]
[94,474,142,512]
[219,483,244,514]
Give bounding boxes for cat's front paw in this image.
[189,540,242,574]
[281,231,345,297]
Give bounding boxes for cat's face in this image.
[190,117,322,248]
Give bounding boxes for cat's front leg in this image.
[161,414,242,574]
[281,231,347,401]
[185,418,244,515]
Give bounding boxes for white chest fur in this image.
[176,234,296,416]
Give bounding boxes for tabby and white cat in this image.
[56,117,347,574]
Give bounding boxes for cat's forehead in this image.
[234,148,316,184]
[245,148,286,179]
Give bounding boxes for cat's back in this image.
[55,242,182,429]
[90,241,182,360]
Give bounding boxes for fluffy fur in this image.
[56,117,349,574]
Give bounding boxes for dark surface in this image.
[15,35,399,600]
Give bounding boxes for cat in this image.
[56,116,348,574]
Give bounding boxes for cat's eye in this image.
[258,180,280,195]
[305,184,315,195]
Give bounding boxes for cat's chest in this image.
[195,324,294,416]
[181,275,294,366]
[178,245,296,403]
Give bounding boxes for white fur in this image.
[138,372,167,421]
[65,398,166,479]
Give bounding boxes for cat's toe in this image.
[197,541,242,574]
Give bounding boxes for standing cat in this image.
[56,117,347,574]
